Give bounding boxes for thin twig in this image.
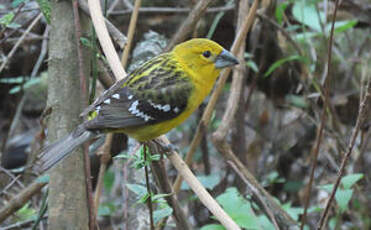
[1,216,48,230]
[165,0,213,51]
[143,145,155,230]
[78,0,127,49]
[0,13,42,73]
[1,175,22,195]
[121,0,141,68]
[93,0,140,219]
[0,181,47,223]
[93,134,113,216]
[173,0,260,193]
[153,137,241,230]
[150,152,191,230]
[109,5,234,15]
[300,1,340,229]
[72,1,95,229]
[316,36,371,230]
[88,0,127,79]
[31,26,49,78]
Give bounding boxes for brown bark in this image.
[47,0,90,228]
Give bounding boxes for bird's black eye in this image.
[202,50,211,58]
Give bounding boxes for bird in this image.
[39,38,239,171]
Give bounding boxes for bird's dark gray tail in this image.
[38,125,97,172]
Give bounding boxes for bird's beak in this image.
[214,49,239,69]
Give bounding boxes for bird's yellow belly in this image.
[121,86,211,142]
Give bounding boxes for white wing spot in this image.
[163,104,171,112]
[104,99,111,104]
[112,93,120,99]
[128,94,134,100]
[96,106,101,114]
[128,100,139,113]
[148,100,172,112]
[128,100,153,121]
[174,107,180,113]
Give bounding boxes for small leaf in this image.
[103,170,115,192]
[36,0,51,24]
[292,1,325,32]
[9,77,42,94]
[216,187,259,228]
[138,193,151,204]
[80,37,93,48]
[126,184,147,197]
[341,173,363,189]
[285,94,309,108]
[318,184,334,192]
[35,174,50,183]
[12,0,27,8]
[326,20,358,34]
[275,1,289,25]
[0,76,25,83]
[97,203,116,216]
[152,193,172,202]
[16,203,36,221]
[0,12,15,26]
[181,173,221,190]
[264,55,306,78]
[246,60,258,73]
[335,189,353,212]
[201,224,225,230]
[153,207,173,224]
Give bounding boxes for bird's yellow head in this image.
[172,39,239,85]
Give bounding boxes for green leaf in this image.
[80,37,94,48]
[103,170,115,193]
[264,55,306,77]
[138,193,151,204]
[335,189,353,212]
[153,207,173,224]
[216,187,260,229]
[206,0,233,39]
[292,0,325,32]
[246,60,259,73]
[285,94,309,108]
[0,76,25,83]
[201,224,225,230]
[9,77,42,94]
[35,174,50,183]
[97,203,116,216]
[12,0,27,8]
[275,1,289,25]
[36,0,51,24]
[283,181,304,192]
[16,203,36,221]
[325,20,358,34]
[257,215,275,230]
[282,202,304,221]
[318,184,333,192]
[181,173,221,190]
[0,12,15,27]
[341,173,363,189]
[152,193,172,202]
[126,184,147,197]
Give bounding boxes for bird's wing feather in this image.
[83,55,193,131]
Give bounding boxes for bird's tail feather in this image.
[38,125,96,172]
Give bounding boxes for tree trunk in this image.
[47,0,90,228]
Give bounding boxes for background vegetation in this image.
[0,0,370,229]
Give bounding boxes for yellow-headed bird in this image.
[40,39,238,171]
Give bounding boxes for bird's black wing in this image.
[83,55,193,131]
